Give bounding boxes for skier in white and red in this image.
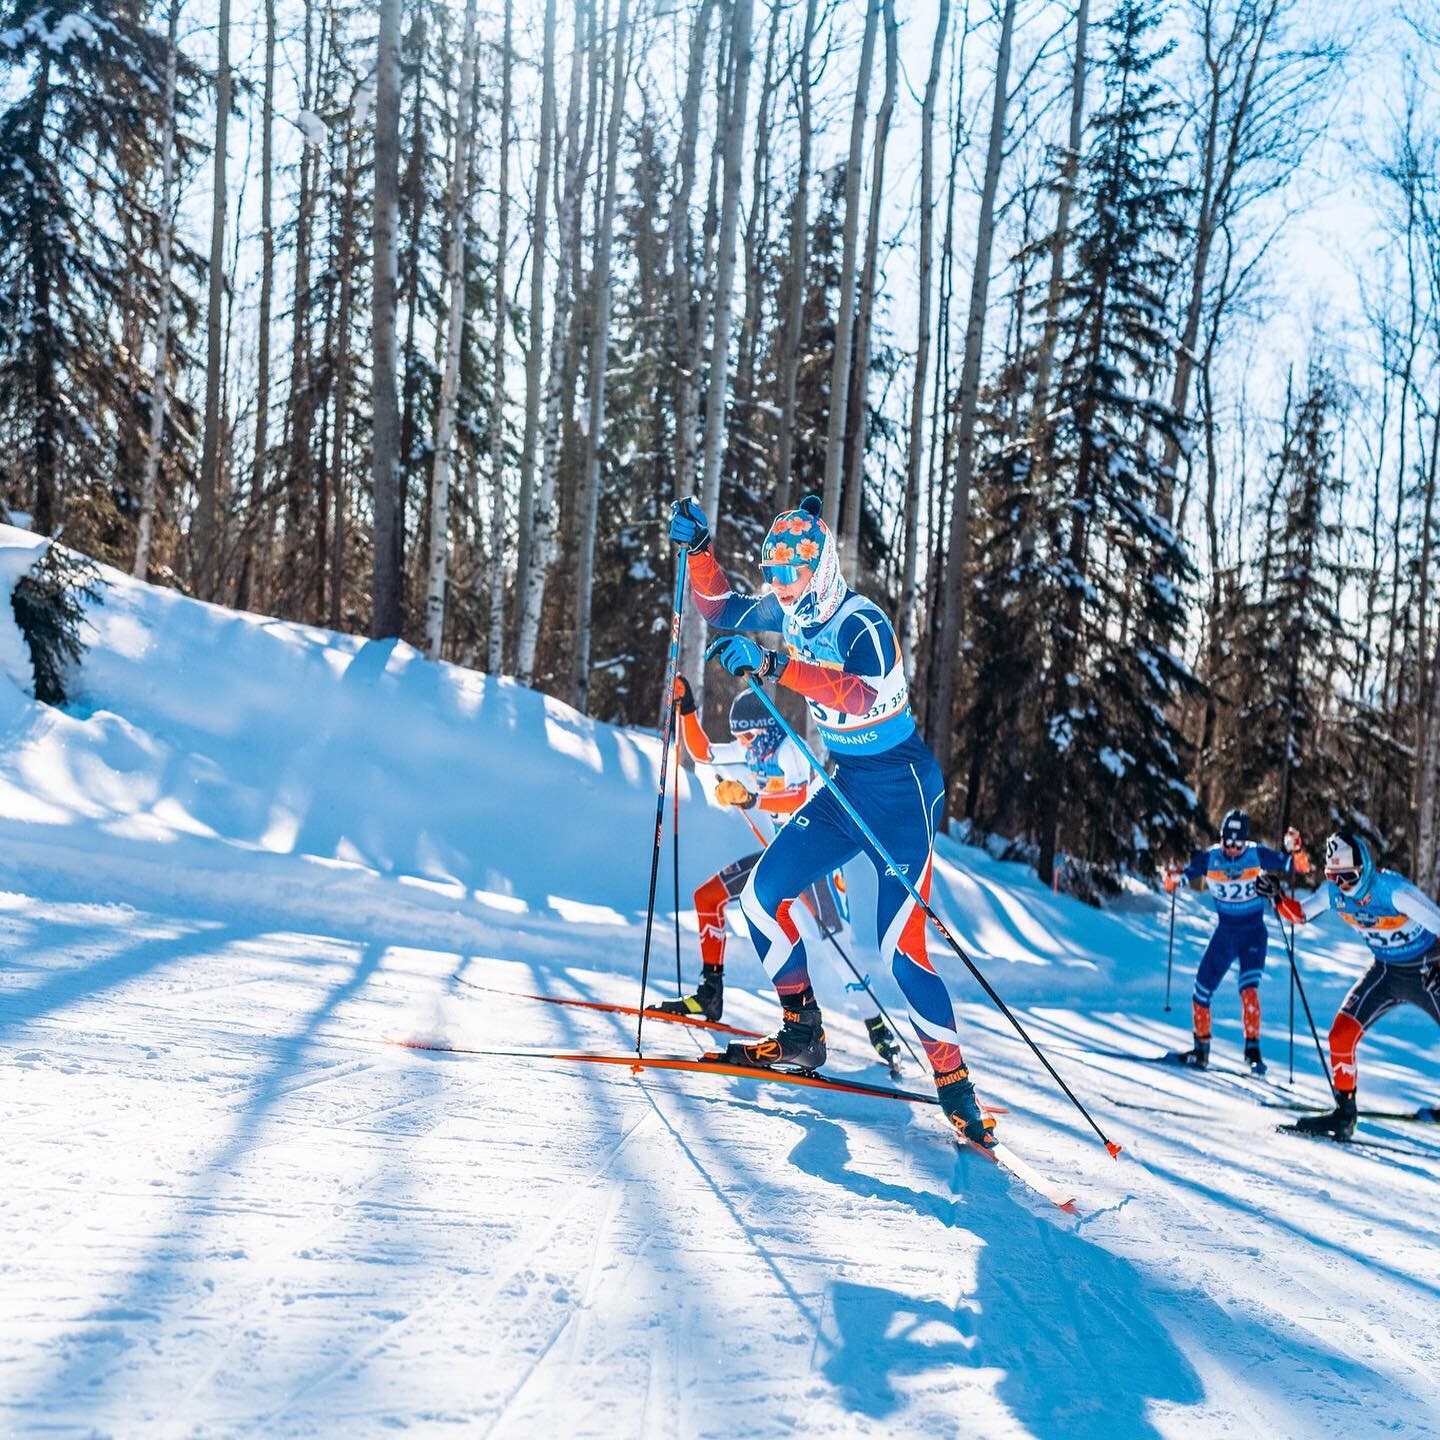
[668,492,996,1149]
[1260,830,1440,1140]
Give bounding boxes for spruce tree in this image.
[1031,0,1203,880]
[0,1,191,547]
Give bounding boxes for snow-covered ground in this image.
[2,526,1437,1438]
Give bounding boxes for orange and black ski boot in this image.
[721,988,826,1072]
[936,1064,998,1149]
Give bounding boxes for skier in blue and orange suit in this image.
[1163,808,1308,1073]
[1265,830,1440,1139]
[668,492,995,1148]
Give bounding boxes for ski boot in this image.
[720,988,826,1072]
[1244,1039,1267,1076]
[652,964,723,1022]
[865,1014,902,1075]
[936,1064,997,1150]
[1291,1090,1357,1141]
[1171,1038,1210,1070]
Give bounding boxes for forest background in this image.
[4,0,1440,895]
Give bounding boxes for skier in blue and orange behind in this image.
[667,492,995,1148]
[1262,831,1440,1139]
[1163,809,1309,1073]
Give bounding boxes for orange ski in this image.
[455,978,764,1038]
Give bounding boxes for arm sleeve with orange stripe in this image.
[677,709,714,763]
[688,548,785,632]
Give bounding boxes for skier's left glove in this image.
[705,634,788,680]
[1255,872,1282,900]
[1275,895,1305,926]
[714,778,757,810]
[669,498,711,553]
[1423,956,1440,1001]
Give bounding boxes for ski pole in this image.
[734,806,926,1073]
[743,678,1122,1157]
[672,693,683,997]
[1164,884,1177,1012]
[634,547,690,1057]
[1281,913,1334,1098]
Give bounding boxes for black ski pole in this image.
[1282,916,1335,1098]
[1164,883,1177,1012]
[635,547,690,1057]
[744,678,1123,1158]
[672,694,683,997]
[736,801,924,1072]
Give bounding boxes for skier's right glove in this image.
[673,674,696,715]
[705,633,786,679]
[714,778,756,809]
[669,498,711,553]
[1162,866,1182,893]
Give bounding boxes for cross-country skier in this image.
[1162,809,1308,1074]
[1258,831,1440,1140]
[657,675,904,1071]
[667,493,995,1149]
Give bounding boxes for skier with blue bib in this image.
[1264,831,1440,1139]
[668,493,995,1149]
[1162,808,1308,1073]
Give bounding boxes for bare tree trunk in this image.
[236,0,276,609]
[839,0,896,579]
[1158,0,1279,523]
[1030,0,1088,427]
[697,0,755,529]
[134,0,180,581]
[775,0,818,508]
[1416,635,1440,895]
[513,0,557,647]
[424,0,479,660]
[573,0,633,712]
[487,0,515,673]
[328,124,360,631]
[898,0,950,667]
[371,0,404,638]
[517,0,591,686]
[926,0,1016,770]
[820,0,880,530]
[195,0,232,597]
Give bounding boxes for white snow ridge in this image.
[1,526,1436,1438]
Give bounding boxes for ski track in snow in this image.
[1,534,1438,1437]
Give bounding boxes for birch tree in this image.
[820,0,880,530]
[371,0,404,638]
[487,0,515,673]
[574,0,633,712]
[926,0,1017,769]
[134,0,181,581]
[195,0,231,596]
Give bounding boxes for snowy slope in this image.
[2,528,1437,1439]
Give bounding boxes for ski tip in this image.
[1105,1141,1123,1160]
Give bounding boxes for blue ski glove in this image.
[669,497,711,553]
[705,634,787,680]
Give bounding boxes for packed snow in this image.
[1,526,1436,1438]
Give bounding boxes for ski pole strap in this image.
[744,678,1122,1158]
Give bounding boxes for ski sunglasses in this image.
[762,560,814,586]
[1326,866,1361,888]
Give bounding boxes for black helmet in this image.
[729,689,780,738]
[1220,809,1250,847]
